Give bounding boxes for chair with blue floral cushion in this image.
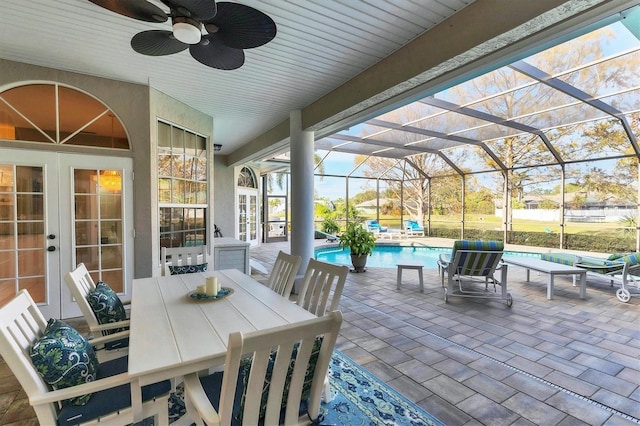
[182,311,342,426]
[437,240,512,306]
[0,290,171,426]
[161,245,208,276]
[65,263,130,359]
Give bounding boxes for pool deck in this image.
[249,237,639,426]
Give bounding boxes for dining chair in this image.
[64,263,130,359]
[161,245,207,276]
[267,250,302,298]
[297,258,349,316]
[0,290,171,426]
[182,311,343,426]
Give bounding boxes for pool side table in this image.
[503,257,587,300]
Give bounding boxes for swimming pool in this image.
[315,244,540,269]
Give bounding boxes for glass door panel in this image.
[60,154,133,318]
[0,164,47,305]
[0,153,57,319]
[237,190,259,246]
[266,195,288,243]
[72,169,124,292]
[249,194,257,242]
[238,194,247,241]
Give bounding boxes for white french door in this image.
[237,189,259,247]
[0,149,133,319]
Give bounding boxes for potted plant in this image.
[338,221,376,272]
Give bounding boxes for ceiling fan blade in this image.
[131,31,188,56]
[88,0,168,23]
[160,0,217,21]
[203,2,276,50]
[190,34,244,70]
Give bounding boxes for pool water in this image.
[315,244,540,269]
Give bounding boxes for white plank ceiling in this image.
[0,0,474,154]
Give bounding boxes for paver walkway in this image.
[251,239,640,425]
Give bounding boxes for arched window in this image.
[237,166,257,188]
[0,83,129,149]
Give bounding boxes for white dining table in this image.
[127,268,316,422]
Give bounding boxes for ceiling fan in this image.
[88,0,276,70]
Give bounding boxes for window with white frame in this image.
[157,121,207,249]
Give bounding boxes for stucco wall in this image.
[213,155,236,239]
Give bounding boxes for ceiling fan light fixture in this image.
[172,17,201,44]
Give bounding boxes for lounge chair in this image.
[437,240,512,306]
[366,219,388,234]
[403,220,424,236]
[573,252,640,303]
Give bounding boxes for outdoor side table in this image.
[397,262,424,292]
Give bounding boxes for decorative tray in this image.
[187,287,233,301]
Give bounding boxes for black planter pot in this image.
[350,254,368,272]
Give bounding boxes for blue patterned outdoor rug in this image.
[322,350,444,426]
[164,350,443,425]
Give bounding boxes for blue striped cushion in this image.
[450,240,503,277]
[620,253,640,266]
[540,253,577,266]
[452,240,503,253]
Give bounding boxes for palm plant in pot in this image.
[338,221,376,272]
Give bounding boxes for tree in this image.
[443,28,639,229]
[354,104,469,223]
[581,113,639,201]
[349,189,379,205]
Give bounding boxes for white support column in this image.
[290,110,315,285]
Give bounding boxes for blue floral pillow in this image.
[169,263,208,275]
[87,281,128,334]
[30,319,99,406]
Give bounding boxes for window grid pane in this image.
[157,121,208,249]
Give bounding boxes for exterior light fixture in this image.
[93,170,122,192]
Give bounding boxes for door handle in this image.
[47,246,56,252]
